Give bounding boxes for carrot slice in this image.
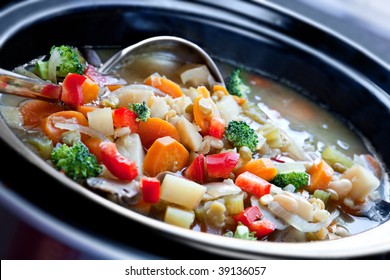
[234,158,277,181]
[212,84,229,96]
[144,74,183,98]
[212,84,246,105]
[107,85,123,92]
[307,159,334,191]
[81,77,100,104]
[84,137,103,162]
[138,117,180,149]
[143,136,189,177]
[41,110,89,144]
[20,100,64,129]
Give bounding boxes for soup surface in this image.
[0,44,387,243]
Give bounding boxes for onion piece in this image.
[54,122,109,141]
[111,83,167,97]
[250,196,288,230]
[204,179,242,199]
[268,201,339,232]
[48,49,60,83]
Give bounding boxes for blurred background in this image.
[266,0,390,64]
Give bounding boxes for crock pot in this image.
[0,0,389,259]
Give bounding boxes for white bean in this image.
[328,179,352,198]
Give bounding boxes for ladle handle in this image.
[0,68,61,101]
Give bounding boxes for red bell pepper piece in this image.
[248,218,276,238]
[184,154,206,184]
[99,141,138,181]
[208,116,225,139]
[61,73,87,107]
[41,84,62,100]
[112,107,139,133]
[140,177,160,203]
[206,151,239,179]
[235,171,271,197]
[232,206,262,227]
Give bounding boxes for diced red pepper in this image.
[232,206,262,227]
[208,116,225,139]
[235,171,271,197]
[206,151,239,179]
[140,177,160,203]
[60,73,87,107]
[184,154,206,184]
[41,84,62,100]
[99,141,138,181]
[248,218,276,238]
[112,107,139,133]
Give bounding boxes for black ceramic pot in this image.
[0,0,389,259]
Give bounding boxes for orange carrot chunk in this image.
[307,159,334,191]
[84,137,103,163]
[81,77,100,104]
[143,136,189,177]
[144,74,183,98]
[138,117,180,149]
[20,100,64,129]
[235,158,277,182]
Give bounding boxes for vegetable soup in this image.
[0,43,387,243]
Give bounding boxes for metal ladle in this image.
[0,36,224,104]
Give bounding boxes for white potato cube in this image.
[341,164,380,202]
[160,174,206,209]
[112,86,153,107]
[216,95,242,124]
[87,107,114,136]
[164,206,195,229]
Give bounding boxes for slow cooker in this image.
[0,0,389,259]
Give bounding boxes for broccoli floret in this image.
[226,68,250,97]
[224,120,259,152]
[51,142,102,181]
[44,45,86,78]
[271,171,309,190]
[224,222,257,240]
[128,101,150,122]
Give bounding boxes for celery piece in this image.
[275,162,306,174]
[225,193,244,215]
[164,206,195,229]
[313,189,330,205]
[322,146,354,170]
[35,60,49,80]
[25,136,53,159]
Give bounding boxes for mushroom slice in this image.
[86,177,141,207]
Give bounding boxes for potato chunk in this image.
[160,174,206,209]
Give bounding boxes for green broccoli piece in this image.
[34,45,86,79]
[51,142,102,181]
[50,45,86,77]
[224,222,257,240]
[226,68,250,97]
[128,101,150,122]
[224,120,259,152]
[271,171,309,190]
